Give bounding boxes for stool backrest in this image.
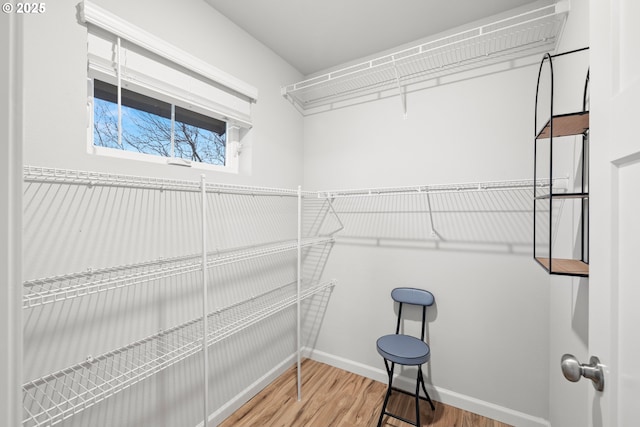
[391,287,434,341]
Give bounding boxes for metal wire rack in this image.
[23,166,316,197]
[23,237,335,309]
[22,279,335,427]
[282,3,568,112]
[317,178,562,199]
[22,166,338,426]
[23,166,201,193]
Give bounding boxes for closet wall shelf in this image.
[23,166,315,197]
[534,257,588,277]
[23,237,335,309]
[24,165,202,192]
[208,279,335,344]
[22,279,336,427]
[536,111,589,139]
[282,3,567,112]
[22,165,336,426]
[317,178,560,199]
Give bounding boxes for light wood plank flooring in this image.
[219,359,512,427]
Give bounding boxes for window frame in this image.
[88,75,240,172]
[82,0,256,174]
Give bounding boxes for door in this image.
[589,0,640,425]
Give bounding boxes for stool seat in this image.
[376,334,431,366]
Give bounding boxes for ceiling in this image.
[204,0,546,76]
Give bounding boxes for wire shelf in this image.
[22,279,336,427]
[207,279,335,345]
[23,237,335,309]
[22,317,203,427]
[23,166,315,197]
[23,166,201,192]
[282,4,567,111]
[22,165,337,425]
[317,178,563,199]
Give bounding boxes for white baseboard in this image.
[305,348,551,427]
[204,353,297,427]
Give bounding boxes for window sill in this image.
[88,145,239,174]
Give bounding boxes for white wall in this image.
[303,49,552,425]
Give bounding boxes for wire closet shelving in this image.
[22,278,335,427]
[282,3,568,113]
[22,166,565,426]
[317,178,559,199]
[316,178,565,248]
[22,237,333,309]
[22,166,338,427]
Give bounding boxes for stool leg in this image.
[377,359,395,427]
[415,371,421,426]
[418,366,435,411]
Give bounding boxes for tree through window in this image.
[93,80,227,166]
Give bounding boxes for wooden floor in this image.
[219,359,512,427]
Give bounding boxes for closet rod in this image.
[317,178,564,199]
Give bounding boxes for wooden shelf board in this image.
[537,112,589,139]
[536,257,589,276]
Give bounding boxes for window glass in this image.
[174,106,226,165]
[93,80,227,166]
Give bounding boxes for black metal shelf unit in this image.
[533,48,590,277]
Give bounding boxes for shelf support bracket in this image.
[392,59,407,119]
[422,190,443,240]
[426,192,438,239]
[323,197,345,236]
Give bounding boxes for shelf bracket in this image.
[392,59,407,119]
[423,190,443,240]
[324,197,345,236]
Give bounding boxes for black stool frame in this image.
[377,299,435,427]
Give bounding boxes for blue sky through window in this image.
[93,81,226,166]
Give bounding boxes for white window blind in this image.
[81,0,257,130]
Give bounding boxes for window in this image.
[92,80,228,166]
[82,0,257,172]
